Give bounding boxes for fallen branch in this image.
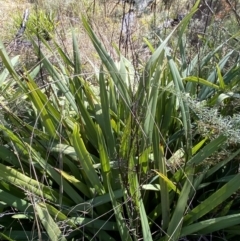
[15,9,30,39]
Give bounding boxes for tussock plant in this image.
[0,0,240,240]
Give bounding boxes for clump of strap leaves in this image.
[0,1,240,240]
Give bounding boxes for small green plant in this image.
[15,9,57,41]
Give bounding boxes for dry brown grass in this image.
[0,0,32,41]
[2,0,236,75]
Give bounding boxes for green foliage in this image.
[15,9,56,41]
[1,2,240,240]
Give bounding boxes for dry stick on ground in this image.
[6,8,30,54]
[203,0,214,15]
[16,8,29,39]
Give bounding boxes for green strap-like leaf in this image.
[166,167,194,241]
[31,39,79,113]
[36,203,67,241]
[184,172,240,225]
[82,15,131,108]
[153,127,170,229]
[26,78,57,138]
[72,123,105,195]
[184,76,220,90]
[98,66,116,158]
[187,134,227,166]
[107,173,133,241]
[181,213,240,236]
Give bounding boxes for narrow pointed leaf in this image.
[166,168,194,240]
[181,213,240,236]
[36,203,67,241]
[72,124,104,195]
[184,173,240,225]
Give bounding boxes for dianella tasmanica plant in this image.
[1,1,240,240]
